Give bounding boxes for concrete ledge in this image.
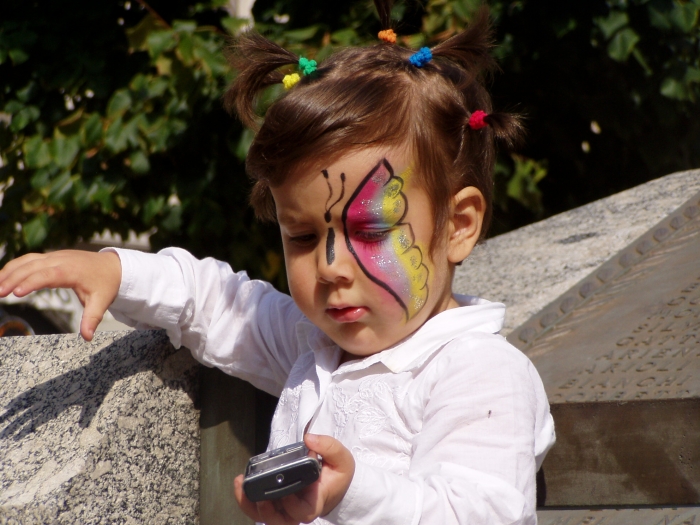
[455,169,700,335]
[0,330,200,524]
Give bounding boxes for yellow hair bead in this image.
[283,73,301,90]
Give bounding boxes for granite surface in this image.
[0,330,200,524]
[454,169,700,336]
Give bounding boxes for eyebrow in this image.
[276,210,308,227]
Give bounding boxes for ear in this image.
[446,186,486,264]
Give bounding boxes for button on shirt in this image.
[107,247,555,525]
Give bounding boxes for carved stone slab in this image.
[506,191,700,506]
[510,191,700,404]
[537,507,700,525]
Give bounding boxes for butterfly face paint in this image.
[341,159,429,320]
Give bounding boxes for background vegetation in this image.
[1,0,699,290]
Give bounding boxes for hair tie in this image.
[468,110,489,130]
[409,47,432,68]
[298,57,317,76]
[283,73,301,90]
[378,29,397,44]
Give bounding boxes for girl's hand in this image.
[234,434,355,525]
[0,250,122,341]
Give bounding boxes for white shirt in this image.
[107,247,555,525]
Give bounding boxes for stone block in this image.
[0,330,200,524]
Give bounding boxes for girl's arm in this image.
[105,247,309,396]
[324,335,554,525]
[0,248,309,396]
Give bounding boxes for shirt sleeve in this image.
[104,247,308,396]
[325,334,554,525]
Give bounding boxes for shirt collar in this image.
[380,295,505,373]
[296,295,505,375]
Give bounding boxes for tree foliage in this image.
[1,0,699,285]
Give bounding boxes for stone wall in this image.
[0,331,200,524]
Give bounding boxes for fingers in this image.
[80,299,107,341]
[279,488,322,524]
[305,434,354,475]
[0,254,54,297]
[234,475,262,522]
[303,434,355,517]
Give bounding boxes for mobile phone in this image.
[243,441,322,502]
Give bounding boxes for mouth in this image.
[325,306,368,323]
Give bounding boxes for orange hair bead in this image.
[378,29,397,44]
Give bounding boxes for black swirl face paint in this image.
[322,170,346,265]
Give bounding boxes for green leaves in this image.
[596,11,629,40]
[22,214,49,249]
[23,135,51,169]
[607,28,641,62]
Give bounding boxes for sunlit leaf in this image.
[10,105,39,132]
[221,16,251,35]
[331,28,359,46]
[607,28,640,62]
[147,30,177,59]
[49,134,80,168]
[23,135,51,168]
[126,14,163,52]
[107,89,132,118]
[81,113,103,146]
[47,170,74,203]
[283,26,321,42]
[173,20,197,33]
[661,76,690,100]
[595,11,629,39]
[22,213,49,248]
[8,48,29,64]
[669,3,699,33]
[129,150,150,174]
[236,128,254,161]
[143,195,165,223]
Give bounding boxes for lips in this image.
[326,306,368,323]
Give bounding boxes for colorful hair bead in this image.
[409,47,432,68]
[283,73,301,90]
[378,29,397,44]
[468,110,489,130]
[298,57,317,76]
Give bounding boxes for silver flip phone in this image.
[243,441,322,502]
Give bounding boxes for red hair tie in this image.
[468,110,489,130]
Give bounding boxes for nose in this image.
[316,227,353,284]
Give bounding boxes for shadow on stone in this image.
[0,330,198,441]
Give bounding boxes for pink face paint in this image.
[342,159,429,320]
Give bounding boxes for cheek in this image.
[284,256,313,305]
[350,228,430,320]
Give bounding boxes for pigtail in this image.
[224,32,299,129]
[374,0,394,31]
[482,112,525,150]
[430,7,497,75]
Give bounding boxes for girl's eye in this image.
[288,234,317,246]
[354,229,391,243]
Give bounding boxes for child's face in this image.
[271,147,459,357]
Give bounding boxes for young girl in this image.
[0,2,555,523]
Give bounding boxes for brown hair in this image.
[224,1,523,245]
